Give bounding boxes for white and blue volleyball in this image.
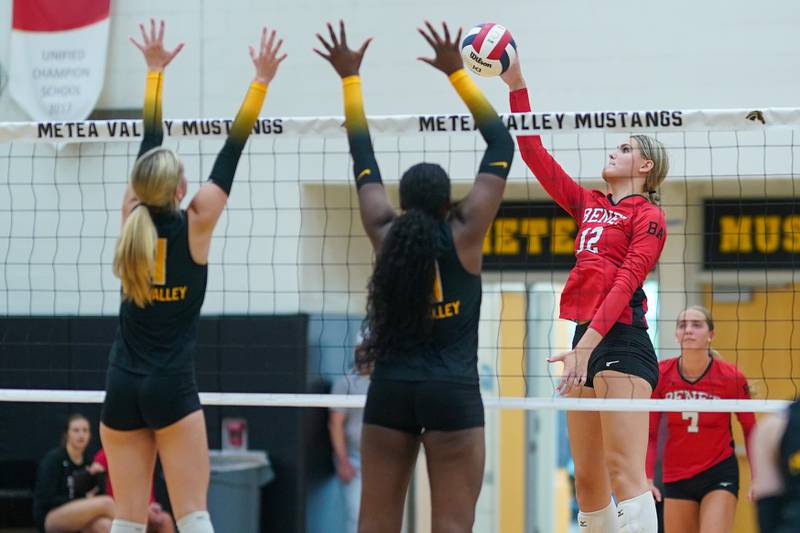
[460,23,517,77]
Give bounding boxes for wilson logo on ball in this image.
[461,23,517,77]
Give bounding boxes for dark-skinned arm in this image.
[316,21,396,250]
[417,21,513,271]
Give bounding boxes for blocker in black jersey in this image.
[110,209,207,375]
[370,223,482,385]
[102,209,207,430]
[776,400,800,530]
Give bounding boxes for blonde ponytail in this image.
[114,147,182,308]
[114,205,158,307]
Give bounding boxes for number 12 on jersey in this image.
[577,227,603,254]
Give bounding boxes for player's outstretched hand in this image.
[500,55,526,91]
[314,20,372,78]
[249,27,287,85]
[548,347,590,396]
[130,19,184,72]
[417,21,463,76]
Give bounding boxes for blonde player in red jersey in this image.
[647,306,755,533]
[501,57,668,532]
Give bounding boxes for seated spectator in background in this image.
[328,349,371,533]
[90,449,174,533]
[33,413,114,533]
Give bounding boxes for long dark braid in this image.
[361,163,451,363]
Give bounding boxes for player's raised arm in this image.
[130,19,185,158]
[315,21,395,251]
[417,21,513,269]
[124,19,184,218]
[500,58,587,219]
[187,27,286,246]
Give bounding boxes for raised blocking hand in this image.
[314,20,372,78]
[249,27,287,85]
[417,21,463,76]
[130,18,184,72]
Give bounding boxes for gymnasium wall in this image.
[1,0,798,119]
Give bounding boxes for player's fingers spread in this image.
[150,18,157,41]
[316,33,333,52]
[455,27,463,46]
[339,20,347,47]
[130,37,144,51]
[358,38,372,56]
[424,21,441,44]
[417,28,436,49]
[249,46,257,62]
[313,48,331,62]
[442,21,450,43]
[266,29,276,54]
[260,29,269,56]
[166,44,183,64]
[327,22,339,46]
[270,38,283,59]
[139,24,148,44]
[158,20,165,43]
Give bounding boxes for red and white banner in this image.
[9,0,111,121]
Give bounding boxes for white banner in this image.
[9,0,110,121]
[0,108,799,144]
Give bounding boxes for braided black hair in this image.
[361,163,451,362]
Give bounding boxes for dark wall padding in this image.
[0,314,323,533]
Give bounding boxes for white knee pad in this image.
[177,511,215,533]
[578,500,619,532]
[617,491,658,533]
[110,519,146,533]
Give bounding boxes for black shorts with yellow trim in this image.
[572,322,659,390]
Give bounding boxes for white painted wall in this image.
[1,0,799,121]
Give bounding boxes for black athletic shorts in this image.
[572,322,659,390]
[101,365,202,431]
[663,453,740,501]
[363,379,484,434]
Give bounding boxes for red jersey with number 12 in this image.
[509,89,666,336]
[647,356,755,483]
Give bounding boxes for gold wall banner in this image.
[704,198,800,270]
[482,201,576,271]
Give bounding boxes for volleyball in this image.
[460,23,517,77]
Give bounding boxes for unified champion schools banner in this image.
[9,0,111,121]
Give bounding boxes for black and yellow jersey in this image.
[110,209,207,374]
[371,223,482,385]
[776,400,800,531]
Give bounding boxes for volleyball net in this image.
[0,107,799,412]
